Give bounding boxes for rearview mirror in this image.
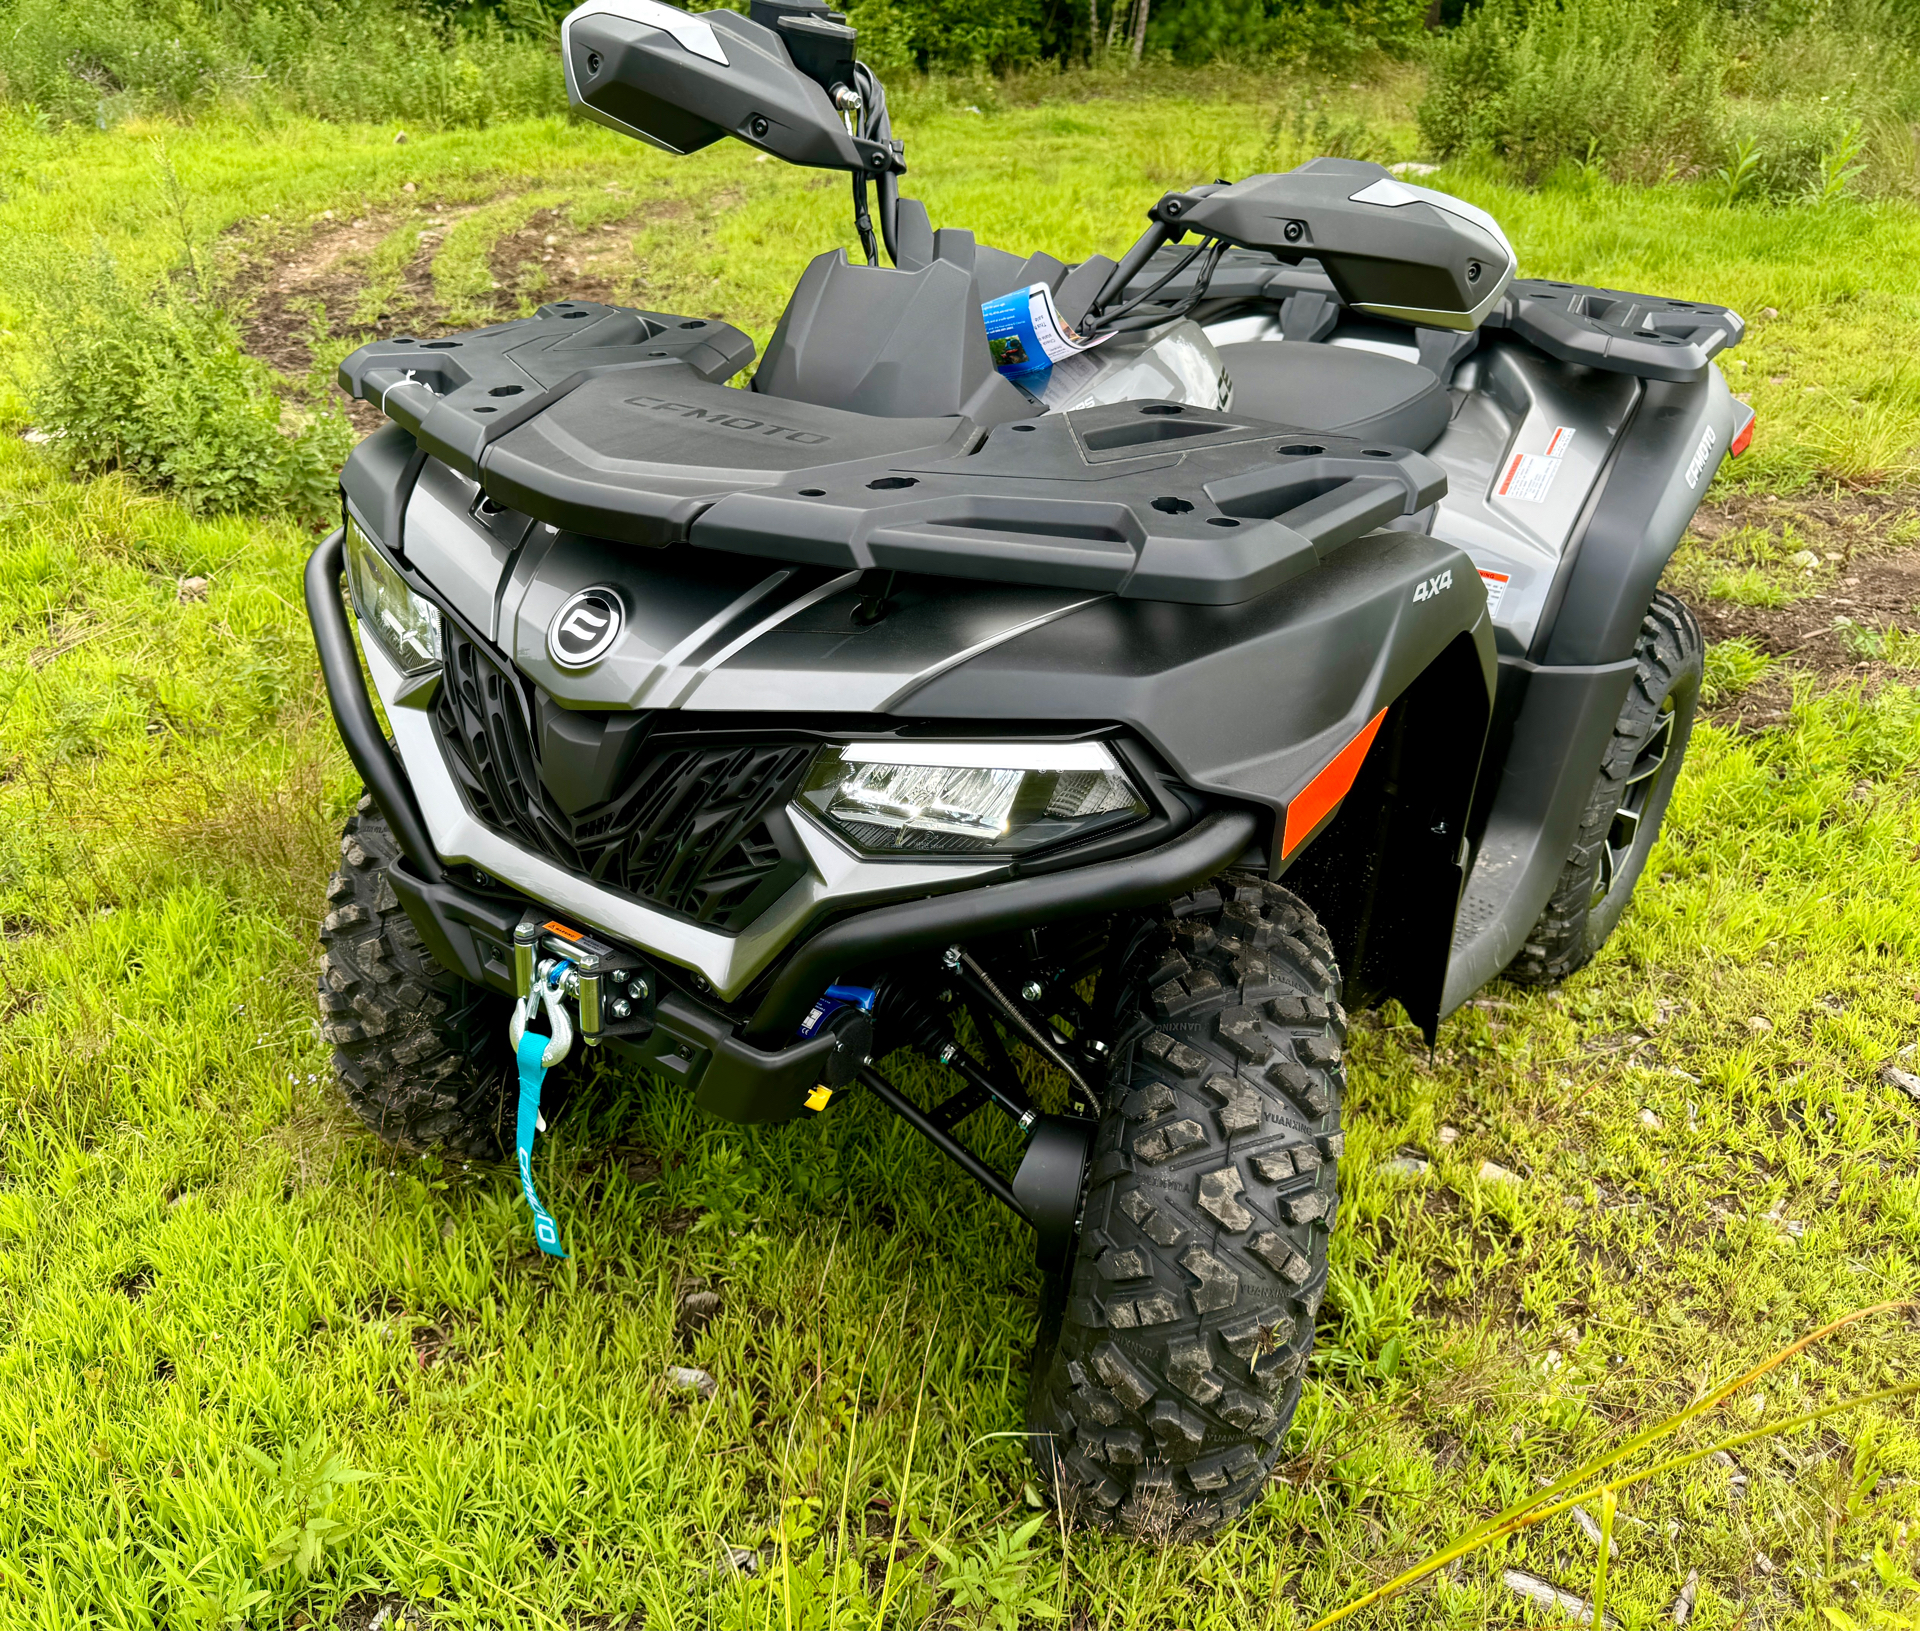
[1152,158,1516,332]
[561,0,897,175]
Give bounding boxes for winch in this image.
[510,913,657,1061]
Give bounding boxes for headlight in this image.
[345,520,441,675]
[798,740,1148,857]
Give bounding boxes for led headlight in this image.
[799,740,1148,857]
[344,520,442,675]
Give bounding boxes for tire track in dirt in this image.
[228,190,685,433]
[1678,489,1920,728]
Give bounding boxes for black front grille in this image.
[434,626,813,932]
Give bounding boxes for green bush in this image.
[1420,0,1725,182]
[25,251,352,521]
[274,13,564,125]
[839,0,1045,74]
[1136,0,1428,67]
[0,0,1442,119]
[0,0,562,128]
[1421,0,1920,195]
[1724,0,1920,119]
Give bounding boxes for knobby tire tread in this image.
[317,797,514,1160]
[1029,877,1344,1540]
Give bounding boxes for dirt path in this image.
[227,189,675,432]
[1677,488,1920,726]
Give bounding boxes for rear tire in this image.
[317,797,515,1160]
[1028,879,1343,1539]
[1508,590,1702,986]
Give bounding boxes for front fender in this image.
[909,526,1495,856]
[908,526,1497,1033]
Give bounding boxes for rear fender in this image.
[1538,366,1739,666]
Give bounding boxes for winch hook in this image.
[509,959,575,1070]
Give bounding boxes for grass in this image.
[0,83,1918,1628]
[6,86,1920,490]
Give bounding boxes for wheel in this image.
[1507,591,1703,986]
[317,797,515,1159]
[1027,878,1344,1539]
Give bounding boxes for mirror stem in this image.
[877,171,899,265]
[851,173,880,266]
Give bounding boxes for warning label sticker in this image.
[1498,451,1562,504]
[1496,427,1576,504]
[1478,569,1511,614]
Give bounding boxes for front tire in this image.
[317,797,515,1159]
[1508,590,1703,986]
[1028,879,1343,1538]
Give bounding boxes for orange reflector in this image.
[1729,415,1755,457]
[1281,708,1388,858]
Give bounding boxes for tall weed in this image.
[1420,0,1724,183]
[1721,99,1871,201]
[19,246,351,521]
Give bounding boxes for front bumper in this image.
[306,529,1257,1120]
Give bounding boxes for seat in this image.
[752,235,1030,426]
[1216,341,1450,450]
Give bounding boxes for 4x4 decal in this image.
[1412,568,1454,603]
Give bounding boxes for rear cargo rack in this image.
[1488,278,1745,383]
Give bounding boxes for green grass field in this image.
[1,82,1918,1629]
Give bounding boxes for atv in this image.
[307,0,1753,1537]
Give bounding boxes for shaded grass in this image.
[0,97,1917,1628]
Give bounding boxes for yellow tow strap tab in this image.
[805,1084,833,1112]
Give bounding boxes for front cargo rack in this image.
[340,301,1445,607]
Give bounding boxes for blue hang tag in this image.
[514,1030,569,1258]
[981,281,1109,378]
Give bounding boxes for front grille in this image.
[433,625,812,932]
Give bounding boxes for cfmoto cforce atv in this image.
[308,0,1753,1537]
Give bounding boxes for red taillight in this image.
[1730,415,1755,457]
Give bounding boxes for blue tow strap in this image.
[514,1030,569,1258]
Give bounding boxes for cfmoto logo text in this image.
[623,395,831,444]
[548,587,624,669]
[1684,424,1718,490]
[1412,568,1454,603]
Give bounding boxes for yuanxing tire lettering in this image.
[1509,590,1704,985]
[317,797,515,1160]
[1028,878,1343,1538]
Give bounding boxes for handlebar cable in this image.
[852,173,879,264]
[1084,234,1224,335]
[848,60,895,266]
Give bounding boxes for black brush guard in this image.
[306,528,1256,1128]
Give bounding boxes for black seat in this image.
[1217,341,1449,450]
[753,236,1032,426]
